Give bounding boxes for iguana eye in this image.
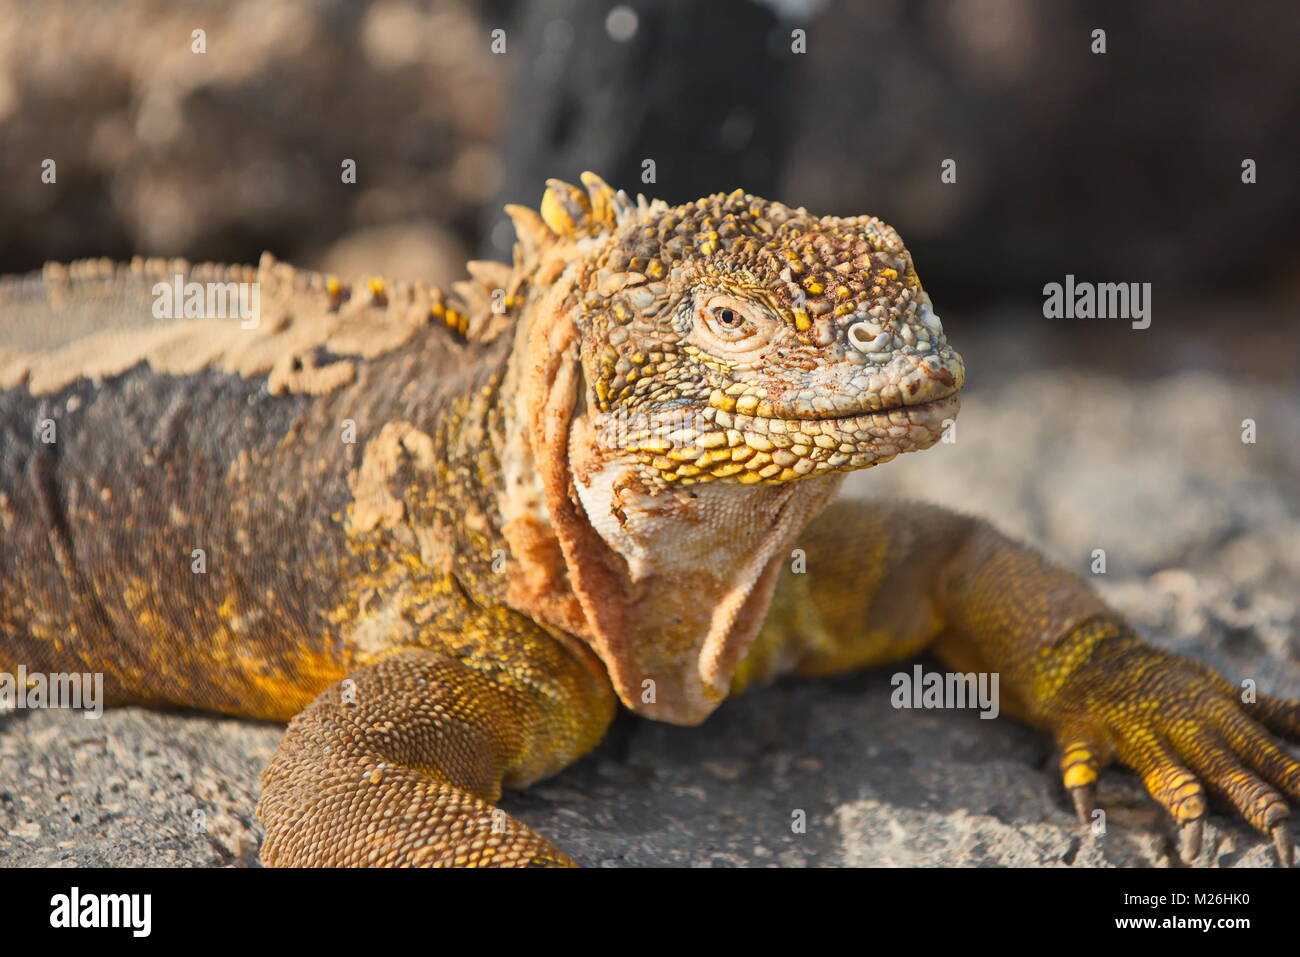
[690,294,777,358]
[695,294,762,337]
[700,303,752,339]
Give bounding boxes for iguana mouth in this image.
[754,387,961,424]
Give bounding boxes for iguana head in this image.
[502,174,963,724]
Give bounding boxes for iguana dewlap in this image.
[0,174,1296,867]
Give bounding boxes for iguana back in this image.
[0,255,513,719]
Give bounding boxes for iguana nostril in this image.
[847,321,891,353]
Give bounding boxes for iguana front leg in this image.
[768,498,1300,864]
[257,620,615,867]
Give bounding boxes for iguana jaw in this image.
[615,386,961,487]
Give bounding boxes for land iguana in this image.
[1,174,1296,867]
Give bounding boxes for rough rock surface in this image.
[2,369,1296,867]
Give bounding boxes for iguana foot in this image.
[1050,624,1299,866]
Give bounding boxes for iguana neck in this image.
[566,419,843,724]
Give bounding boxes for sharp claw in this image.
[1271,825,1294,868]
[1179,819,1203,864]
[1070,784,1097,826]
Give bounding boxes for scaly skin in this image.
[0,174,1296,866]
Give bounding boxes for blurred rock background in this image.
[1,1,1296,351]
[0,0,504,284]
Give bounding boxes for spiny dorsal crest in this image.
[540,172,637,237]
[504,172,658,257]
[434,174,639,344]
